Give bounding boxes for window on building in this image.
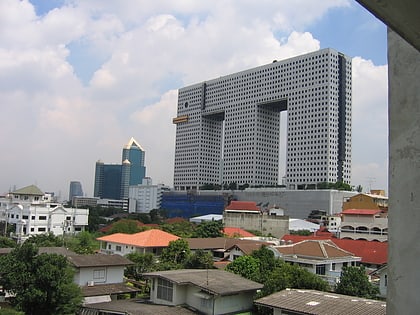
[38,227,46,232]
[39,216,47,220]
[316,264,326,275]
[331,263,336,271]
[116,245,122,252]
[157,278,173,302]
[93,269,106,280]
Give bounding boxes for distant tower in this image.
[69,181,83,202]
[94,138,146,200]
[121,138,146,186]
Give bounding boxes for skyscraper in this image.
[69,181,83,201]
[94,137,146,200]
[173,48,352,190]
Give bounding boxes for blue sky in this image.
[0,0,388,200]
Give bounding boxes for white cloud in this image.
[0,0,387,199]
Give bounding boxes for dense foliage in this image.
[335,266,379,299]
[0,243,83,315]
[226,246,328,297]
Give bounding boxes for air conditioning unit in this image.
[87,281,94,287]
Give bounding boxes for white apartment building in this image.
[128,178,166,213]
[0,185,88,240]
[173,48,352,190]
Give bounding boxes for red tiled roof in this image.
[281,234,387,265]
[341,209,382,215]
[223,227,256,238]
[225,201,260,211]
[97,229,179,248]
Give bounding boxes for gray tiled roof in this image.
[143,269,263,296]
[81,299,197,315]
[81,283,140,297]
[255,289,386,315]
[67,254,133,267]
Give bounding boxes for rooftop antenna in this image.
[366,177,376,193]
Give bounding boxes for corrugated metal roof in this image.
[143,269,263,296]
[255,289,386,315]
[67,254,133,267]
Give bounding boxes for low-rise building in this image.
[223,201,289,238]
[342,191,388,211]
[97,229,179,256]
[0,185,88,241]
[272,240,361,286]
[143,269,263,315]
[255,288,386,315]
[339,208,388,242]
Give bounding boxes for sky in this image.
[0,0,388,200]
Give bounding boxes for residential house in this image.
[370,264,388,299]
[223,201,289,238]
[272,240,361,286]
[339,208,388,241]
[185,237,271,262]
[342,192,388,211]
[97,229,179,256]
[281,233,387,270]
[0,185,89,241]
[67,254,139,304]
[143,269,263,315]
[255,288,386,315]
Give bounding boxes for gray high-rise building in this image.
[173,48,352,190]
[69,181,83,201]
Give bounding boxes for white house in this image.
[272,239,361,287]
[67,254,139,304]
[0,185,88,240]
[143,269,263,315]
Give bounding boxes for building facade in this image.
[69,181,84,202]
[94,137,146,200]
[128,177,165,213]
[0,185,89,241]
[173,48,352,190]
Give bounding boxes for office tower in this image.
[173,48,352,190]
[94,138,146,200]
[120,137,146,199]
[69,181,83,201]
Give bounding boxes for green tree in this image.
[184,249,214,269]
[25,232,64,247]
[226,255,261,282]
[161,221,195,238]
[67,231,97,254]
[0,243,82,315]
[193,220,223,238]
[125,252,155,281]
[159,239,191,269]
[0,309,25,315]
[0,236,17,248]
[107,219,145,234]
[335,266,379,299]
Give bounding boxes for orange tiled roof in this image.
[97,229,179,248]
[223,227,256,238]
[225,201,260,211]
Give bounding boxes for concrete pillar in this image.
[388,29,420,314]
